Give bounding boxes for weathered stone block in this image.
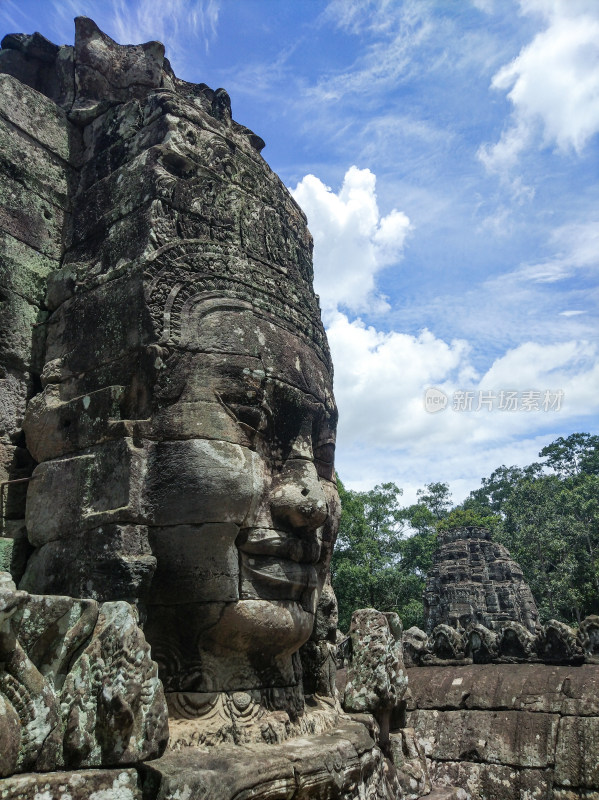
[555,716,599,789]
[44,273,150,371]
[0,232,57,305]
[25,439,147,543]
[0,118,72,209]
[70,146,229,247]
[0,173,63,259]
[0,74,72,162]
[70,149,167,245]
[144,439,259,526]
[19,524,155,603]
[148,523,239,604]
[0,289,45,371]
[407,664,599,717]
[23,384,125,463]
[139,720,391,800]
[410,708,559,768]
[0,538,12,572]
[73,17,164,109]
[389,728,431,800]
[0,369,29,440]
[0,443,33,522]
[59,202,166,284]
[0,768,142,800]
[430,761,552,800]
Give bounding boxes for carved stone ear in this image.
[71,16,165,120]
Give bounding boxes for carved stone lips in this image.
[240,555,318,595]
[237,527,322,565]
[238,527,321,606]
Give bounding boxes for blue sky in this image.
[2,0,598,504]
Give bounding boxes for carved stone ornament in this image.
[577,614,599,661]
[0,15,340,726]
[0,571,168,777]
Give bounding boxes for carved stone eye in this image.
[229,403,268,433]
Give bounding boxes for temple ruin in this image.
[0,17,598,800]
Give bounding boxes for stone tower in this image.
[0,15,341,734]
[423,526,539,634]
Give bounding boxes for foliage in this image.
[464,433,599,623]
[539,433,599,478]
[437,507,501,533]
[331,479,406,631]
[331,480,451,631]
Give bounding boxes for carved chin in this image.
[214,599,315,657]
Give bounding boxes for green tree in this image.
[437,507,501,533]
[331,478,406,631]
[539,432,599,478]
[464,463,541,516]
[333,434,599,631]
[465,433,599,623]
[332,480,456,632]
[415,482,453,519]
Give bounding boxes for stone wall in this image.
[0,71,77,572]
[407,664,599,800]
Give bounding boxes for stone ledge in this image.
[138,719,393,800]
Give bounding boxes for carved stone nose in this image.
[270,459,328,531]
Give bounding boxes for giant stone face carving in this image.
[143,305,340,694]
[14,18,340,709]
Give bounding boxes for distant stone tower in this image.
[423,526,539,634]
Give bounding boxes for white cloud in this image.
[331,318,599,498]
[323,0,422,38]
[470,0,495,12]
[311,1,432,103]
[329,314,599,451]
[291,167,411,315]
[480,0,599,175]
[111,0,219,52]
[508,220,599,283]
[293,163,599,498]
[0,1,27,31]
